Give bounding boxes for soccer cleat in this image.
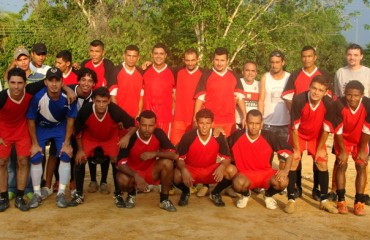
[364,194,370,206]
[196,185,209,197]
[25,192,34,200]
[354,202,366,216]
[320,200,338,214]
[100,183,110,194]
[337,201,348,214]
[88,181,99,193]
[264,196,277,210]
[15,196,30,211]
[125,195,136,209]
[236,195,249,209]
[159,199,177,212]
[28,194,42,208]
[311,188,321,201]
[114,194,125,208]
[327,191,337,201]
[294,187,303,198]
[178,193,190,206]
[0,198,10,212]
[56,193,68,208]
[209,193,225,207]
[41,187,53,200]
[53,181,59,193]
[68,193,84,207]
[284,199,296,214]
[8,192,15,200]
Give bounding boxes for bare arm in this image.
[236,99,247,128]
[257,73,266,114]
[193,99,203,124]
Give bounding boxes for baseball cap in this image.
[14,47,30,60]
[46,67,62,80]
[269,50,285,60]
[32,43,47,54]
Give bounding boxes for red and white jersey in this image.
[291,91,335,141]
[334,96,370,146]
[194,68,245,124]
[63,68,78,85]
[82,58,115,88]
[236,79,259,124]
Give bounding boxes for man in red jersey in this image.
[194,47,246,137]
[333,81,370,216]
[142,43,175,136]
[285,75,338,214]
[170,48,203,146]
[55,50,78,85]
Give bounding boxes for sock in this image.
[0,192,8,199]
[211,178,231,195]
[160,193,169,202]
[355,193,365,204]
[265,186,280,197]
[174,183,190,195]
[296,169,302,189]
[74,163,86,195]
[58,161,71,195]
[16,189,24,198]
[31,163,43,196]
[336,189,345,202]
[287,171,297,200]
[88,160,97,182]
[313,170,319,190]
[318,170,329,201]
[128,188,136,196]
[100,158,110,184]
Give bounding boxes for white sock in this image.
[58,161,70,195]
[31,164,43,196]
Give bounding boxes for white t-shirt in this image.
[335,65,370,97]
[236,79,259,124]
[263,71,291,126]
[29,62,50,76]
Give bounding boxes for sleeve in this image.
[25,80,45,95]
[117,134,137,165]
[282,70,299,100]
[362,97,370,135]
[108,102,135,128]
[66,100,78,119]
[109,65,122,93]
[232,71,245,100]
[74,103,93,137]
[26,93,41,120]
[291,93,305,130]
[215,133,231,159]
[262,130,292,160]
[0,90,8,110]
[153,128,176,152]
[194,69,212,100]
[227,129,244,149]
[322,96,335,133]
[177,130,197,160]
[81,59,89,68]
[104,59,116,89]
[333,99,344,135]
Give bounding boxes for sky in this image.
[1,0,370,47]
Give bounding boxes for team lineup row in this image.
[0,41,369,216]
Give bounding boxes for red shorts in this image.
[0,136,31,158]
[128,161,160,185]
[170,120,192,146]
[290,137,327,160]
[82,137,119,157]
[186,164,219,185]
[240,169,277,189]
[157,122,171,138]
[212,122,236,137]
[334,142,369,162]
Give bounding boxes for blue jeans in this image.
[8,147,33,194]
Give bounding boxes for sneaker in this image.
[284,199,296,214]
[311,188,321,201]
[196,186,209,197]
[354,202,366,216]
[327,191,337,201]
[236,195,249,209]
[56,193,68,208]
[68,193,84,207]
[41,187,53,200]
[28,194,42,208]
[88,181,99,193]
[225,187,238,198]
[337,201,348,214]
[159,199,177,212]
[0,198,10,212]
[294,187,302,198]
[8,192,15,200]
[125,195,136,208]
[209,193,225,207]
[190,186,197,194]
[15,196,30,211]
[264,196,277,210]
[53,181,59,193]
[100,183,110,195]
[178,193,190,206]
[114,194,125,208]
[364,194,370,206]
[320,200,338,214]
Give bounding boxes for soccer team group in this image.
[0,40,369,216]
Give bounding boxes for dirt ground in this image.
[1,138,370,240]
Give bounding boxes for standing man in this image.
[235,61,259,129]
[116,110,178,212]
[27,67,77,208]
[142,43,175,136]
[333,80,370,216]
[170,48,203,145]
[194,47,246,137]
[30,43,50,76]
[285,75,338,214]
[55,50,78,85]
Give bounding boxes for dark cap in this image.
[46,67,62,80]
[269,50,285,60]
[32,43,47,55]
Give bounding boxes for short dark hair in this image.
[247,109,263,121]
[78,68,98,83]
[345,80,364,95]
[56,50,72,63]
[92,87,110,99]
[152,43,168,54]
[346,43,363,55]
[195,108,214,122]
[301,45,316,55]
[243,61,257,70]
[125,45,140,54]
[269,50,285,61]
[90,40,105,50]
[183,48,198,58]
[8,67,27,82]
[137,110,157,122]
[310,75,329,89]
[213,47,228,59]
